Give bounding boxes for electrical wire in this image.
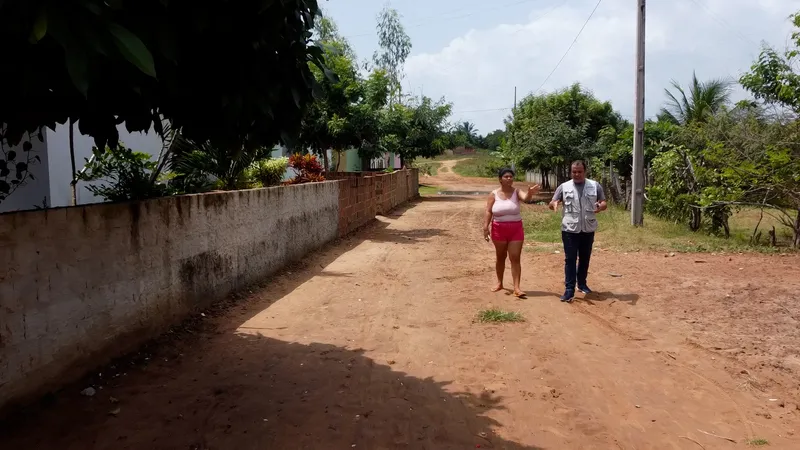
[533,0,604,94]
[685,0,758,48]
[435,1,568,76]
[344,0,544,38]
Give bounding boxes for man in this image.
[548,160,607,303]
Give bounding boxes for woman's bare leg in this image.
[492,240,508,291]
[507,240,524,296]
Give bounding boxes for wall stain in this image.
[178,251,233,308]
[129,203,141,249]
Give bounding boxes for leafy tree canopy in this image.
[0,0,326,152]
[503,83,622,177]
[740,12,800,114]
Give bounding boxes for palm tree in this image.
[660,71,733,125]
[455,121,477,147]
[169,135,269,191]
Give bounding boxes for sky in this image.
[322,0,800,135]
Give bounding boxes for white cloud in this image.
[404,0,800,134]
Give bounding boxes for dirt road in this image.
[2,172,800,449]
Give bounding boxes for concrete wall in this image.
[0,169,419,413]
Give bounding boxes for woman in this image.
[483,168,541,297]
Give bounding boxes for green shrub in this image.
[76,143,168,201]
[246,157,288,187]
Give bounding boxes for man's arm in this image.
[548,185,563,211]
[594,182,608,213]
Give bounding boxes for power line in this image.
[533,0,604,94]
[685,0,758,48]
[437,1,568,75]
[343,0,544,38]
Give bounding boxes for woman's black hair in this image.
[498,167,515,179]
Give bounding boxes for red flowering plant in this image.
[286,153,326,184]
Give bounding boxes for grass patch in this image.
[415,161,441,176]
[747,438,769,446]
[522,204,794,253]
[418,184,441,196]
[476,309,525,323]
[451,153,523,181]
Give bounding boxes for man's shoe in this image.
[560,290,575,303]
[577,285,593,294]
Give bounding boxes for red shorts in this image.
[491,220,524,242]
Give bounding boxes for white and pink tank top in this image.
[492,189,522,222]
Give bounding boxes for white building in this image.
[0,123,163,213]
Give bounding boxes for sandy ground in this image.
[2,168,800,449]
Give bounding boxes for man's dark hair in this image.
[571,160,587,170]
[498,167,515,179]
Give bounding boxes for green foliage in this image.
[602,120,677,177]
[76,143,167,202]
[660,71,733,125]
[415,161,440,176]
[522,204,786,253]
[246,157,288,188]
[483,129,506,151]
[740,12,800,114]
[298,18,390,168]
[502,83,622,184]
[418,184,440,195]
[0,0,326,153]
[378,96,453,162]
[647,104,800,243]
[170,138,269,191]
[451,153,518,180]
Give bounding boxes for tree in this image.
[297,17,390,170]
[660,71,733,125]
[373,5,412,105]
[503,83,622,185]
[453,121,478,147]
[379,96,452,163]
[737,12,800,246]
[0,0,327,203]
[739,9,800,115]
[483,129,506,151]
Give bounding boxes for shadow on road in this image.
[0,335,545,450]
[581,291,640,306]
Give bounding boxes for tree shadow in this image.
[0,335,545,449]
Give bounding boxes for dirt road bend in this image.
[2,190,799,449]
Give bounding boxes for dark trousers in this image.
[562,231,595,290]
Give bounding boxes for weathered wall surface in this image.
[0,169,419,413]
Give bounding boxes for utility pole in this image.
[631,0,646,226]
